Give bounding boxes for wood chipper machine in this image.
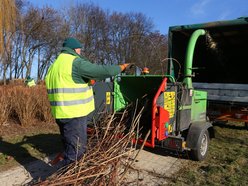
[92,29,215,161]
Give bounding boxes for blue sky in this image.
[29,0,248,34]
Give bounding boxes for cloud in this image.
[218,10,231,20]
[190,0,211,16]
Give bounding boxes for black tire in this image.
[189,130,210,161]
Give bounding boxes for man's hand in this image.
[119,63,130,71]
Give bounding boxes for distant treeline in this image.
[0,1,168,85]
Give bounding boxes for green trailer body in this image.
[168,17,248,99]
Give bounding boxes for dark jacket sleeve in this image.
[73,57,121,81]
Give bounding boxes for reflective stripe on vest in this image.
[47,87,91,94]
[50,96,94,106]
[45,53,95,119]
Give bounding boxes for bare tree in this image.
[0,0,17,84]
[6,5,69,81]
[35,7,69,81]
[67,4,109,63]
[108,12,154,66]
[66,4,157,67]
[143,32,168,74]
[0,0,16,55]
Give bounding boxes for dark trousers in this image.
[56,116,87,165]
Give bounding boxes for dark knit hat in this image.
[63,37,82,49]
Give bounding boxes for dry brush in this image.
[0,85,54,126]
[36,105,146,186]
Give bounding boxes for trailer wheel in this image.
[190,130,209,161]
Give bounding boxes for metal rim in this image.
[200,133,208,156]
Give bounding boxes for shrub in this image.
[10,86,39,126]
[36,85,55,123]
[0,82,55,127]
[0,87,12,126]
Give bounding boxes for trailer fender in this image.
[186,121,213,150]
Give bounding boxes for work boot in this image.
[49,152,64,166]
[53,159,67,170]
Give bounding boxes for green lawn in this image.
[170,122,248,186]
[0,124,61,171]
[0,121,247,186]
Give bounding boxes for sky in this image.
[28,0,248,35]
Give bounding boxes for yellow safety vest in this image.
[45,53,95,119]
[27,79,36,87]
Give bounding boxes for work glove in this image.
[119,63,131,72]
[88,79,96,86]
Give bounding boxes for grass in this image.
[0,120,247,186]
[170,122,248,186]
[0,123,62,172]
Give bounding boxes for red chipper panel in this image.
[155,106,169,141]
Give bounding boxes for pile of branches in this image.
[36,105,146,186]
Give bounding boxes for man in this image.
[45,37,129,167]
[25,76,36,87]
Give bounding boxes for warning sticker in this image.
[164,92,175,118]
[106,92,111,105]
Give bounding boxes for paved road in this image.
[123,148,185,185]
[0,149,185,186]
[0,157,56,186]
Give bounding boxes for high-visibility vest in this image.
[27,79,36,87]
[45,53,95,119]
